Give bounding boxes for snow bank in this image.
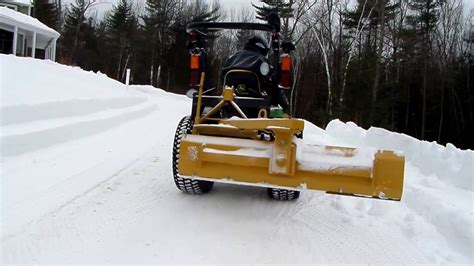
[325,120,473,191]
[320,119,474,263]
[1,55,130,106]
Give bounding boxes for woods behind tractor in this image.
[172,13,404,201]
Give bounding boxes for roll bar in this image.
[186,13,284,91]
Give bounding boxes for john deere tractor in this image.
[172,14,404,201]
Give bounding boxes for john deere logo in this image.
[236,84,248,95]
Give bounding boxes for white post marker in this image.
[125,69,131,86]
[157,65,161,86]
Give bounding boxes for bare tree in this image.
[72,0,99,63]
[340,0,376,107]
[431,0,465,141]
[369,0,384,124]
[302,0,340,116]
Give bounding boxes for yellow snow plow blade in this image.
[178,119,404,200]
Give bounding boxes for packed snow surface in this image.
[1,55,473,264]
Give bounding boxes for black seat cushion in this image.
[223,71,261,97]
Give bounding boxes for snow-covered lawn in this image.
[1,55,472,264]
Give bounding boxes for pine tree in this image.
[253,0,293,39]
[166,0,221,92]
[61,1,86,64]
[106,0,137,81]
[407,0,444,139]
[142,0,178,86]
[141,0,220,88]
[75,17,101,71]
[253,0,293,21]
[61,0,95,64]
[33,0,60,30]
[344,0,398,51]
[342,0,399,126]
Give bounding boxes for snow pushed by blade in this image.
[1,55,473,264]
[295,138,376,172]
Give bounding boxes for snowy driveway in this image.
[1,55,472,264]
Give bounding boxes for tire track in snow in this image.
[270,194,427,263]
[1,97,146,126]
[2,103,157,156]
[3,145,178,263]
[2,97,188,263]
[2,149,145,242]
[2,145,161,263]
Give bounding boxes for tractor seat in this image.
[223,69,262,98]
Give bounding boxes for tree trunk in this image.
[438,76,445,142]
[405,86,410,130]
[121,53,131,82]
[150,49,155,86]
[311,27,332,116]
[421,57,428,140]
[117,47,123,81]
[369,2,385,124]
[166,69,171,91]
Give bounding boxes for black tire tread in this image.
[172,116,213,194]
[267,188,300,200]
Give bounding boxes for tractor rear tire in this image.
[267,188,300,201]
[172,116,214,194]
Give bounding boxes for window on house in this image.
[0,3,17,11]
[0,29,14,55]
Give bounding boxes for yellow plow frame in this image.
[179,75,404,200]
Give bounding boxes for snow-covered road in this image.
[1,55,472,264]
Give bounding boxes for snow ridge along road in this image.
[1,55,472,264]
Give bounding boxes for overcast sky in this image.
[81,0,473,18]
[82,0,256,16]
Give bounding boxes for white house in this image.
[0,1,60,61]
[0,0,31,15]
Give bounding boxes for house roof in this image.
[0,7,59,38]
[2,0,32,7]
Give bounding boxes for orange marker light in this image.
[281,54,291,71]
[190,54,200,70]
